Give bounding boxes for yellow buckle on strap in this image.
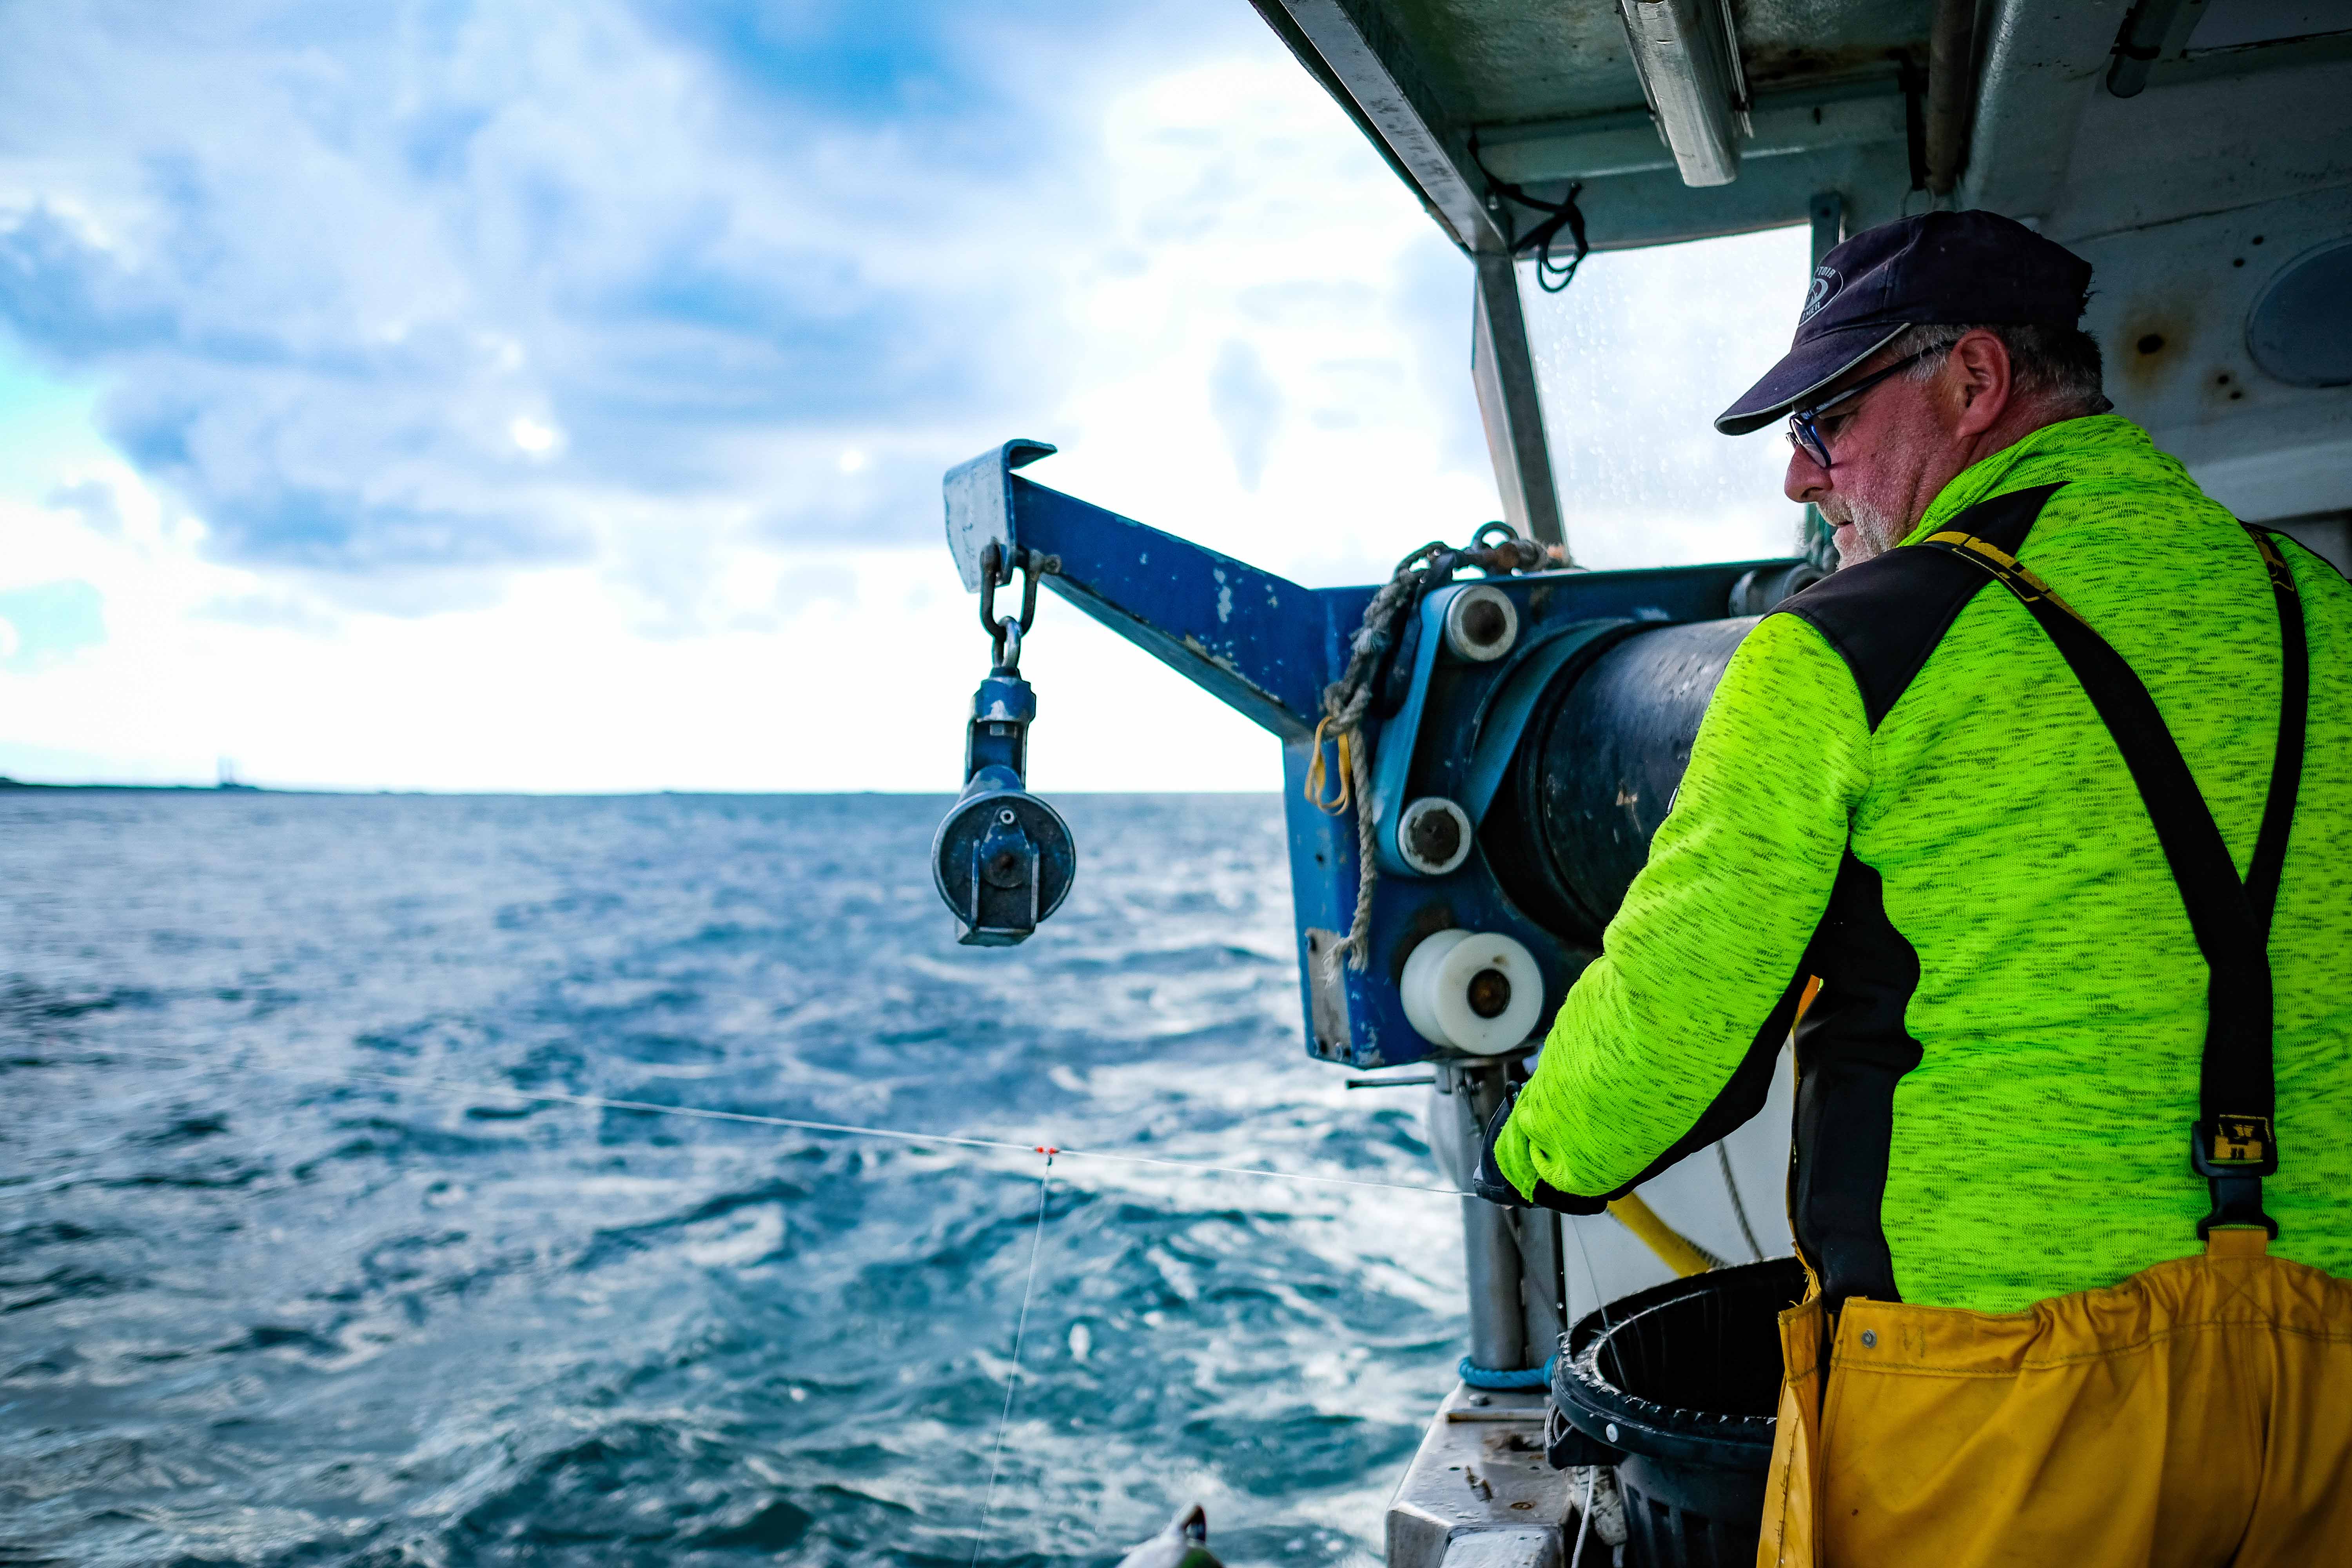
[2209,1114,2274,1166]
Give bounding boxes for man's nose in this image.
[1785,444,1828,506]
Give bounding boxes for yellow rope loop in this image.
[1305,717,1354,816]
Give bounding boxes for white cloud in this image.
[0,5,1819,793]
[508,415,561,455]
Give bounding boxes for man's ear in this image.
[1947,328,2013,439]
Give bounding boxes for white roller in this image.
[1399,928,1544,1054]
[1400,930,1471,1045]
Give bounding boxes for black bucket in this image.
[1552,1257,1807,1568]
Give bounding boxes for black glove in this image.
[1475,1087,1608,1216]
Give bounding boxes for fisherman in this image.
[1475,211,2352,1564]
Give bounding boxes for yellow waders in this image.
[1756,528,2351,1564]
[1758,1232,2352,1566]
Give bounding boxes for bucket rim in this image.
[1550,1255,1805,1474]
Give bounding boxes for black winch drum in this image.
[1552,1257,1808,1568]
[1481,617,1757,945]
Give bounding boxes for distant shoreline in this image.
[0,776,268,793]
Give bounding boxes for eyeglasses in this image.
[1784,347,1935,469]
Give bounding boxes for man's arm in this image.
[1491,612,1872,1201]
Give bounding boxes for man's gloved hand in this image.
[1474,1084,1608,1216]
[1471,1086,1532,1207]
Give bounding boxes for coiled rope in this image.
[1458,1354,1554,1391]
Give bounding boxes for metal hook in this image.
[1016,552,1043,632]
[978,542,1006,639]
[978,543,1059,646]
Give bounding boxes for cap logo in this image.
[1800,265,1841,325]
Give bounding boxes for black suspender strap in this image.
[2241,529,2311,938]
[1914,514,2308,1239]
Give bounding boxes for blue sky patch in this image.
[0,0,1267,605]
[0,579,105,671]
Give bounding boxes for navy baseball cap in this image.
[1715,210,2095,435]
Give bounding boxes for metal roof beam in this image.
[1925,0,1978,192]
[1962,0,2130,222]
[1249,0,1506,255]
[1473,73,1907,187]
[1617,0,1747,187]
[1472,254,1565,547]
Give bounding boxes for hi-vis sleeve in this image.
[1492,612,1873,1202]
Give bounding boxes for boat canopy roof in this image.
[1251,0,2352,526]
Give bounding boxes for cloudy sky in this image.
[0,1,1808,793]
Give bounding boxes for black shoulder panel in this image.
[1790,850,1926,1311]
[1771,483,2066,729]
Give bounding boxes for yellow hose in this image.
[1607,1193,1726,1278]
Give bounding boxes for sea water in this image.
[0,791,1465,1566]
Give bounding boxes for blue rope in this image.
[1458,1353,1555,1391]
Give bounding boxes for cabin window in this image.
[1519,223,1813,571]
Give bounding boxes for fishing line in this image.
[1568,1211,1615,1338]
[322,1068,1468,1561]
[1563,1213,1614,1566]
[970,1163,1052,1565]
[330,1071,1468,1198]
[320,1069,1630,1554]
[1568,1465,1597,1568]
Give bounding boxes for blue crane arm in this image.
[944,439,1335,740]
[940,437,1808,1069]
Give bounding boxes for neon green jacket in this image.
[1494,416,2352,1313]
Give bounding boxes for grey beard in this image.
[1835,495,1909,566]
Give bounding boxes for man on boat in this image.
[1478,210,2352,1564]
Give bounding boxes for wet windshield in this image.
[1520,223,1814,571]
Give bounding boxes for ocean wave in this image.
[2,792,1448,1566]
